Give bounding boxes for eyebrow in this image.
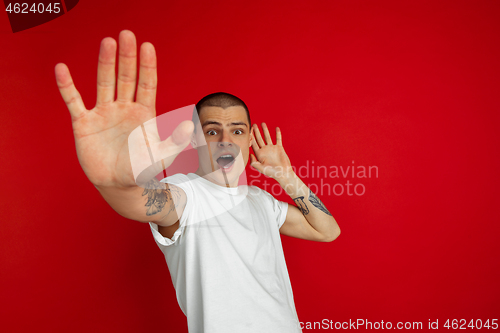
[202,121,248,128]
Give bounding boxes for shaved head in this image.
[194,92,251,127]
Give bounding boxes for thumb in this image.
[250,154,264,173]
[130,120,194,187]
[155,120,194,166]
[170,120,195,146]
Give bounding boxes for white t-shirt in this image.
[149,173,302,333]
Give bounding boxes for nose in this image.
[217,141,232,148]
[218,130,233,147]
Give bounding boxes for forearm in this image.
[95,178,185,226]
[278,172,340,241]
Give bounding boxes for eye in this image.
[234,129,244,135]
[206,130,217,135]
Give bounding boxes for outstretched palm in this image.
[55,30,193,188]
[250,123,293,180]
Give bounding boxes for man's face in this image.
[193,106,252,187]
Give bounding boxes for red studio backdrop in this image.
[1,1,499,332]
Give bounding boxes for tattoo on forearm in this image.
[308,189,332,216]
[293,196,310,215]
[142,179,181,216]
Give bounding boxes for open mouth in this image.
[216,154,236,170]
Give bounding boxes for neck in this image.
[194,168,238,188]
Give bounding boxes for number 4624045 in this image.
[444,319,498,330]
[5,3,61,14]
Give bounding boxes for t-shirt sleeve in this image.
[148,174,194,248]
[275,199,289,229]
[260,189,289,229]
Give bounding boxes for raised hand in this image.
[55,30,193,189]
[250,123,293,181]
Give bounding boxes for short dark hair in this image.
[194,92,251,127]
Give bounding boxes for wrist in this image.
[276,169,309,198]
[275,168,298,186]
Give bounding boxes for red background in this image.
[1,0,499,332]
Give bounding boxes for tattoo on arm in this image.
[293,196,310,215]
[308,189,332,216]
[142,179,181,217]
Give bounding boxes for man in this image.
[55,30,340,333]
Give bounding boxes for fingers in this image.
[96,37,117,106]
[261,123,273,145]
[136,42,157,109]
[55,63,87,119]
[252,123,266,148]
[276,127,282,146]
[253,123,279,147]
[251,137,261,153]
[116,30,137,102]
